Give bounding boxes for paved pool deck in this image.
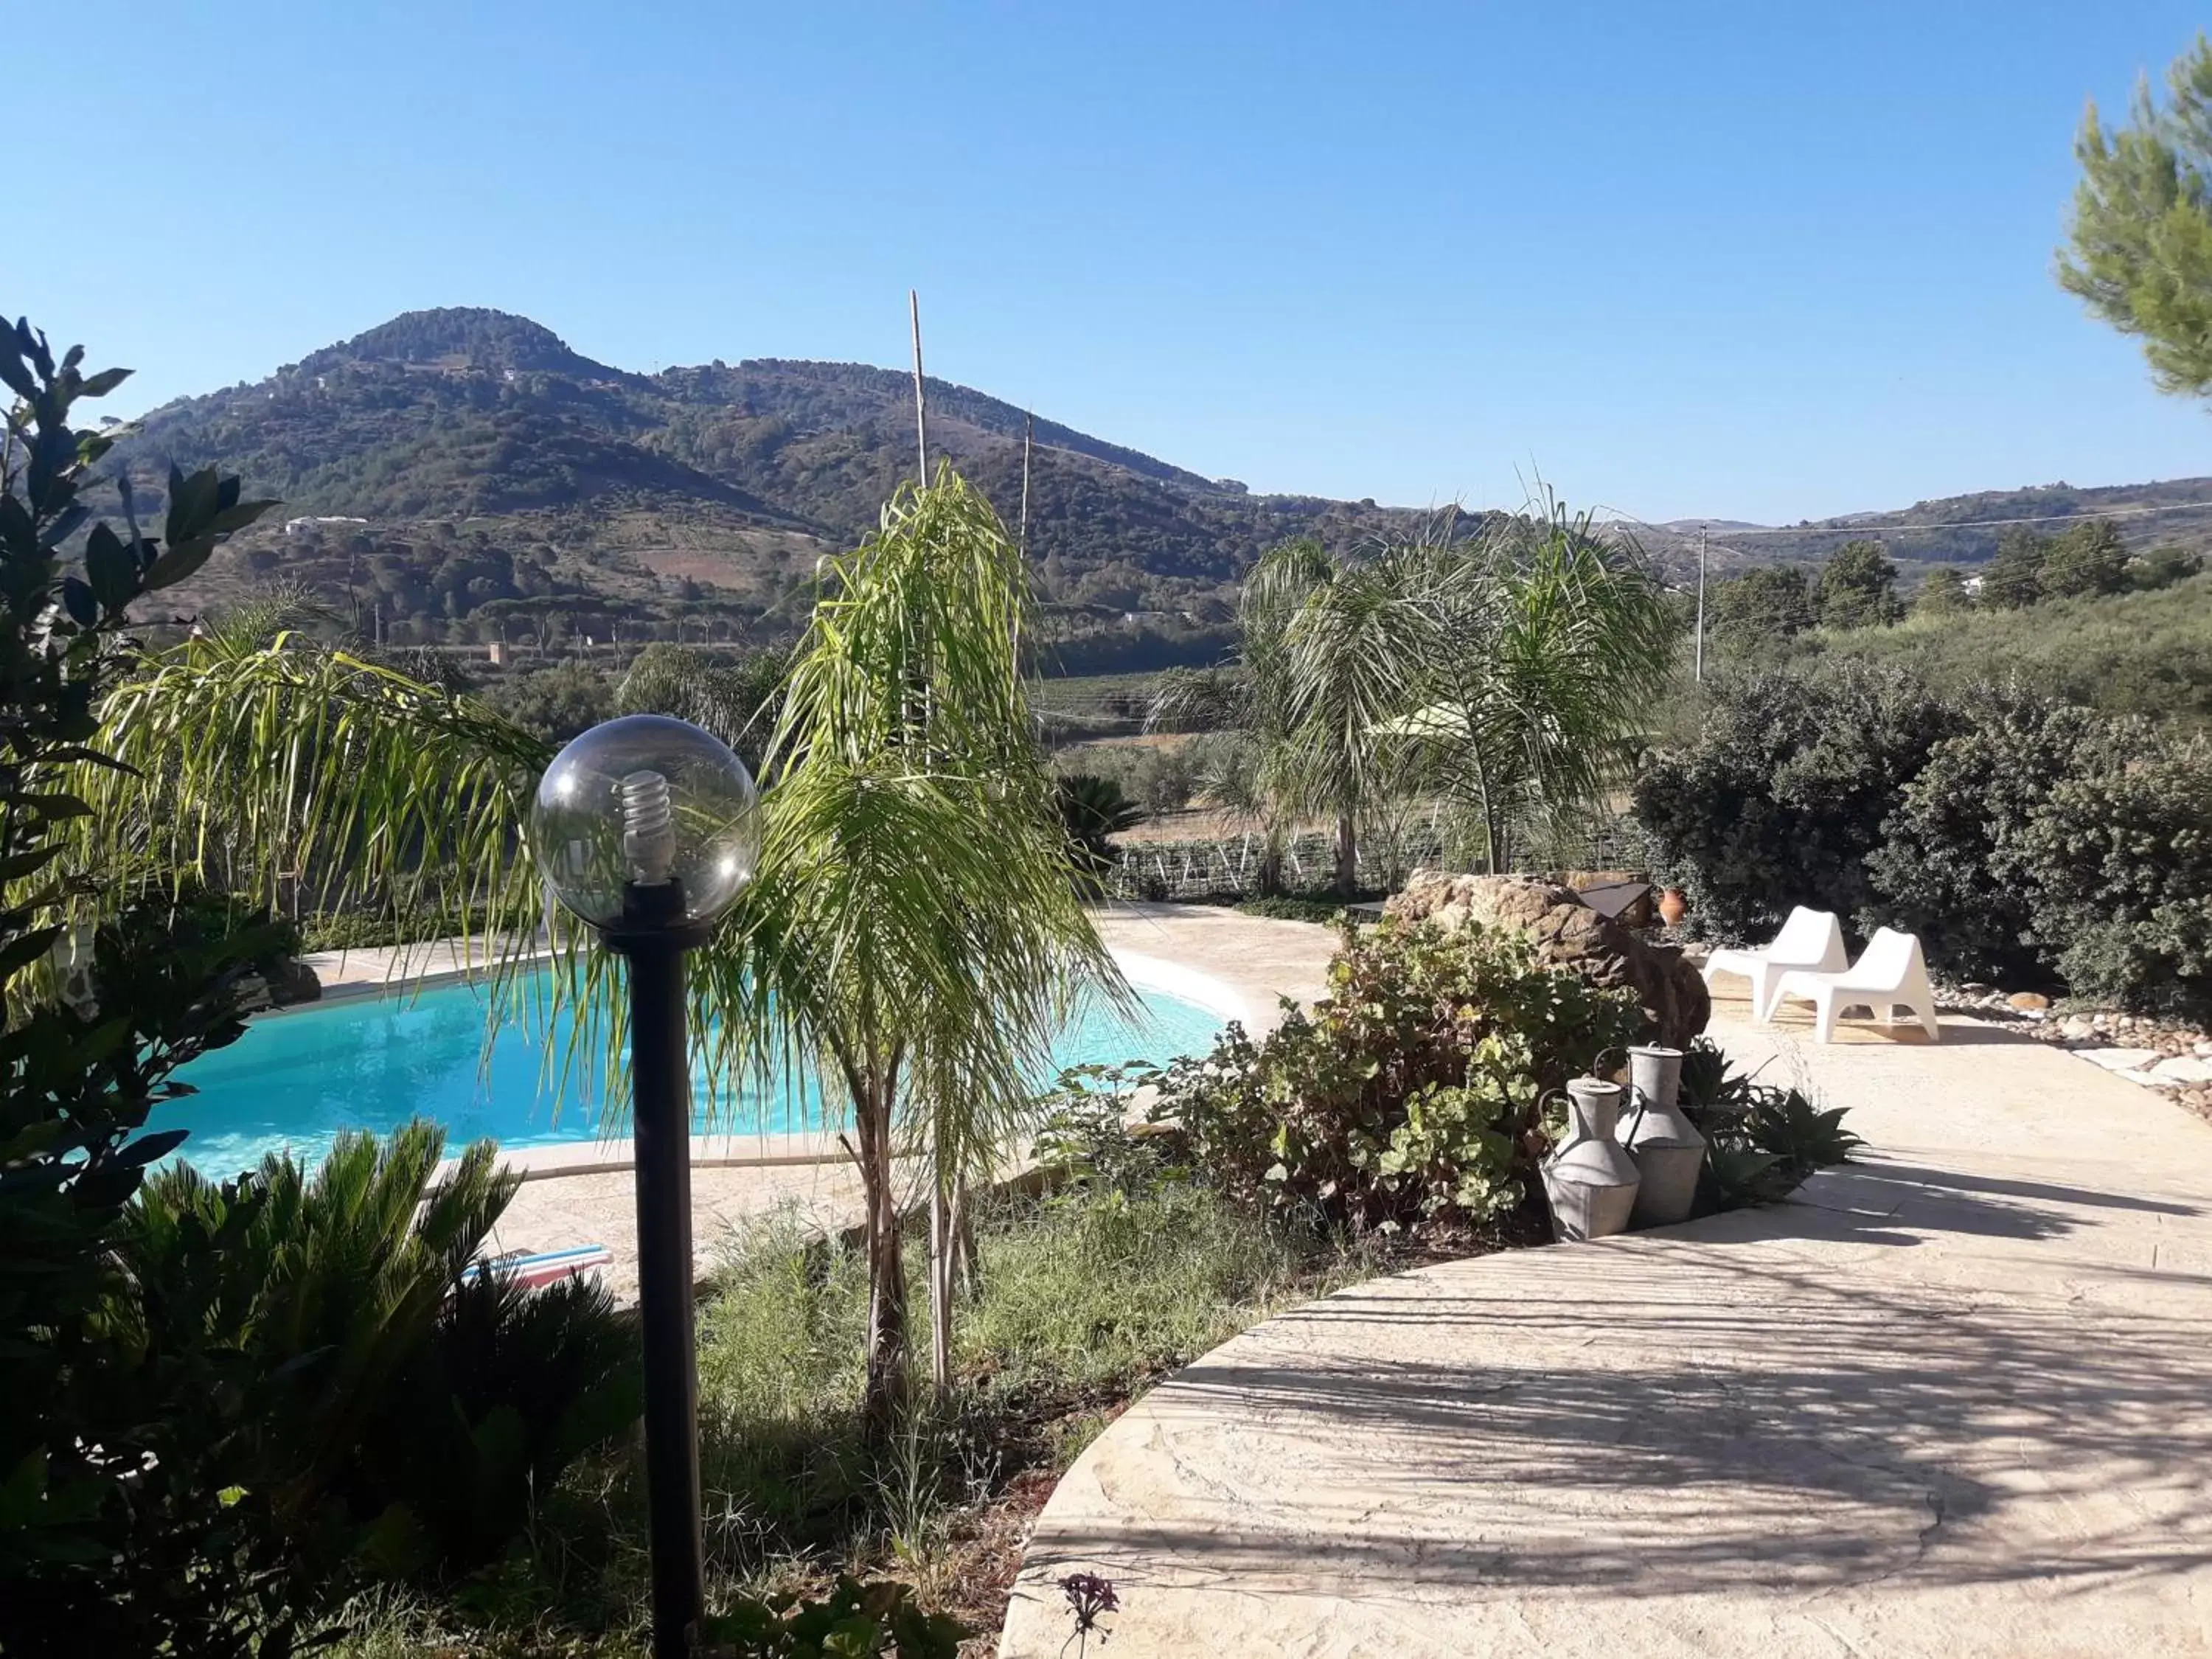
[998,986,2212,1658]
[319,905,1337,1301]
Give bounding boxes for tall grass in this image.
[330,1182,1375,1655]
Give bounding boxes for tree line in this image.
[1705,518,2202,647]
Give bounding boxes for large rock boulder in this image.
[1384,870,1709,1048]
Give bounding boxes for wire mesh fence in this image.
[1103,812,1652,902]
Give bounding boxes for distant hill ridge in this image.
[1649,476,2212,571]
[114,306,2212,639]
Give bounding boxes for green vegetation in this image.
[1787,572,2212,726]
[328,1155,1375,1657]
[1676,1040,1865,1209]
[1636,661,2212,1017]
[2060,32,2212,398]
[1054,773,1145,894]
[1150,502,1674,892]
[1812,540,1902,629]
[0,324,632,1657]
[1158,920,1641,1233]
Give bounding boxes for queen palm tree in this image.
[1388,502,1677,872]
[72,471,1115,1427]
[1152,535,1434,896]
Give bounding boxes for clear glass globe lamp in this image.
[528,714,760,933]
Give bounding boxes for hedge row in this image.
[1633,662,2212,1018]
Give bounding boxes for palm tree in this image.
[696,473,1120,1413]
[1150,537,1433,896]
[1270,538,1436,893]
[1389,502,1676,872]
[72,471,1116,1427]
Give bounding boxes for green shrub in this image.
[1676,1038,1860,1208]
[0,324,303,1658]
[703,1577,962,1657]
[1632,662,1962,942]
[1640,660,2212,1019]
[1862,695,2118,985]
[2018,745,2212,1016]
[302,904,497,953]
[120,1124,639,1592]
[1233,894,1354,923]
[1155,920,1639,1232]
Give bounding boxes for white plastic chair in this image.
[1763,927,1941,1043]
[1701,907,1847,1020]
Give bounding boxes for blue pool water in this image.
[162,967,1223,1175]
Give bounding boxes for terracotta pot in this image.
[1658,888,1688,928]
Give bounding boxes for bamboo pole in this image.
[909,290,928,484]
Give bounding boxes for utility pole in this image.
[1694,525,1708,683]
[909,290,928,484]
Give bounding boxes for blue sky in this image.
[13,1,2211,523]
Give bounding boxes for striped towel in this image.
[460,1243,615,1290]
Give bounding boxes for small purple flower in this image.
[1060,1571,1119,1652]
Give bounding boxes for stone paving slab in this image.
[1000,989,2212,1658]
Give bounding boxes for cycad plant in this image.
[119,1121,639,1582]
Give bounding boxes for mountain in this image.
[114,307,1430,661]
[107,306,2212,659]
[1641,478,2212,575]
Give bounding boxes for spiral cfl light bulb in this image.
[621,768,677,886]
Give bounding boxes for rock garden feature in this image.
[1385,869,1711,1048]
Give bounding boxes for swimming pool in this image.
[162,963,1225,1175]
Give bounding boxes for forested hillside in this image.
[109,307,1431,661]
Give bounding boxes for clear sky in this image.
[13,1,2211,524]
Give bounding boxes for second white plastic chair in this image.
[1763,927,1941,1043]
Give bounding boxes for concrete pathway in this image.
[1000,989,2212,1658]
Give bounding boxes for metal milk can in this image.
[1623,1044,1705,1228]
[1543,1077,1641,1242]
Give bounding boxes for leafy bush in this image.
[0,323,305,1657]
[301,903,497,953]
[703,1577,962,1657]
[1632,662,1962,943]
[1862,695,2118,985]
[1154,920,1639,1232]
[1640,660,2212,1018]
[122,1123,639,1587]
[2017,744,2212,1016]
[1232,894,1368,923]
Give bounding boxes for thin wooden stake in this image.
[909,290,928,484]
[1019,409,1034,552]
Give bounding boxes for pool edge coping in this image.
[316,942,1250,1183]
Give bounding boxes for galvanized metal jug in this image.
[1543,1077,1641,1242]
[1624,1044,1705,1228]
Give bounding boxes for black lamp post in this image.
[529,714,760,1659]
